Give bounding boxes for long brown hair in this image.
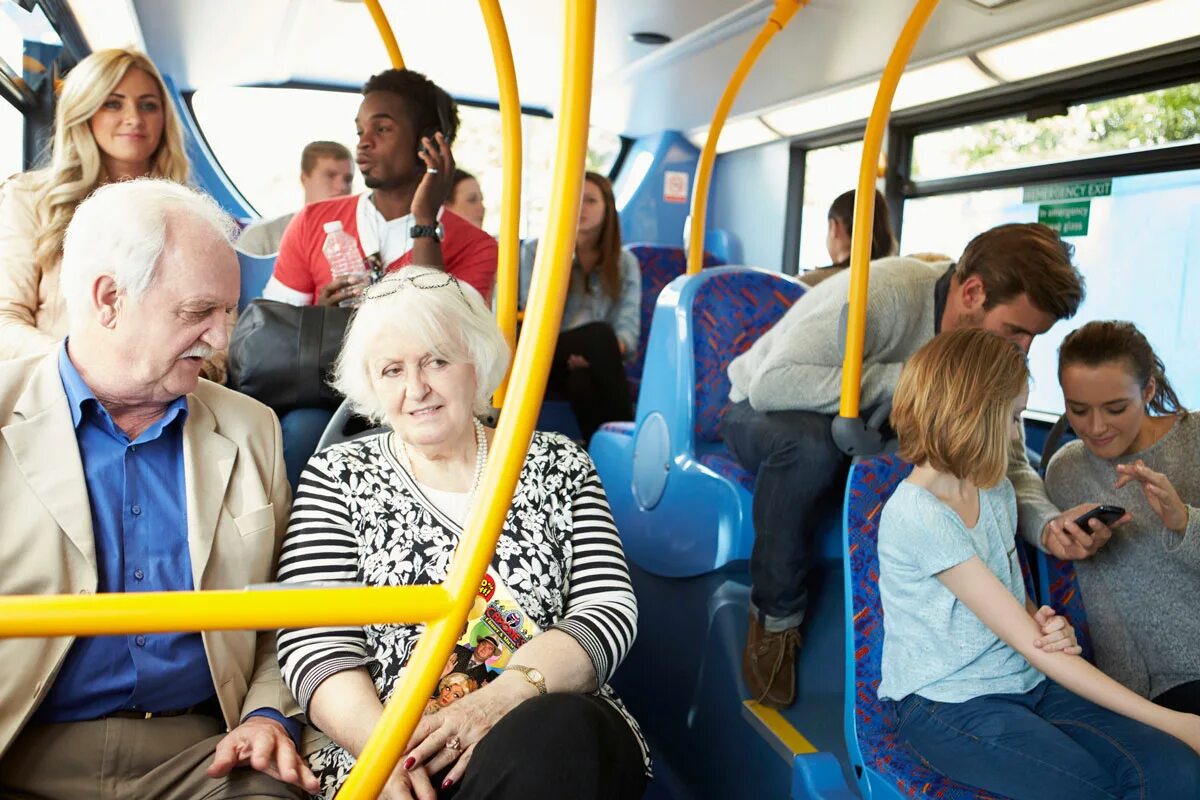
[1058,321,1186,418]
[575,171,623,302]
[827,188,896,265]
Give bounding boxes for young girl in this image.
[1047,321,1199,714]
[877,328,1200,799]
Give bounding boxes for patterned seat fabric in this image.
[846,454,1007,800]
[598,421,634,436]
[1040,553,1094,661]
[625,246,723,400]
[698,452,755,492]
[692,272,804,442]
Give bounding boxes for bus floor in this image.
[611,558,858,799]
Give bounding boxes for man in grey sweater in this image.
[725,223,1098,707]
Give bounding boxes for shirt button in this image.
[134,569,145,581]
[131,505,142,516]
[135,635,146,647]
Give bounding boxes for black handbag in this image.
[228,300,351,412]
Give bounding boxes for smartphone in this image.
[1072,504,1126,529]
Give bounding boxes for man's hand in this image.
[411,132,455,226]
[206,716,319,794]
[317,274,369,307]
[1040,502,1128,560]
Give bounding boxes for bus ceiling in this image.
[46,0,1197,139]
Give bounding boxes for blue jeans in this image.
[279,407,334,489]
[894,680,1200,799]
[719,401,849,629]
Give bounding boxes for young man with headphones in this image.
[265,69,497,307]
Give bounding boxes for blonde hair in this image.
[331,266,512,423]
[891,329,1029,487]
[29,48,189,273]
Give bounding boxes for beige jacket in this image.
[0,174,65,359]
[0,351,299,758]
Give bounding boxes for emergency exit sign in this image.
[1023,179,1111,203]
[1038,200,1091,237]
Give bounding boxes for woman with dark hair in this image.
[1046,320,1200,714]
[445,168,485,229]
[801,188,897,287]
[518,171,640,440]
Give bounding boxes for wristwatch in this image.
[505,665,547,695]
[410,221,444,242]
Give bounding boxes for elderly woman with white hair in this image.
[275,266,649,800]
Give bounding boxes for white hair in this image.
[332,266,512,423]
[60,178,238,322]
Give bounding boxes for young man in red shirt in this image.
[263,69,496,307]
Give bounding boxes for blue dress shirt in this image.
[35,343,300,745]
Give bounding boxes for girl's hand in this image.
[1033,605,1082,655]
[1115,460,1189,532]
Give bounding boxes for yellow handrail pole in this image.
[364,0,405,69]
[837,0,940,420]
[481,0,522,408]
[337,1,597,795]
[0,586,451,638]
[685,0,807,275]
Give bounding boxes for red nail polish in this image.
[404,757,415,770]
[442,779,454,790]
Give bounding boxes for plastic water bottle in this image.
[321,221,369,307]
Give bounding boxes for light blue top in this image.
[517,239,641,358]
[877,478,1044,703]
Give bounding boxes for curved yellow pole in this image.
[837,0,940,420]
[338,2,596,795]
[364,0,405,69]
[480,0,522,408]
[686,0,807,275]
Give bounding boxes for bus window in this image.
[901,169,1200,415]
[797,139,863,271]
[1,7,21,177]
[912,81,1200,181]
[190,86,622,237]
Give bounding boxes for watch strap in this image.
[506,665,547,695]
[410,222,443,242]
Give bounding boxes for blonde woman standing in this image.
[0,49,198,367]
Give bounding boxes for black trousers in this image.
[444,693,647,800]
[719,401,849,629]
[1155,679,1200,714]
[549,322,634,441]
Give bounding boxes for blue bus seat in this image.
[590,266,804,577]
[624,244,724,401]
[236,250,275,312]
[843,454,1094,800]
[704,228,742,265]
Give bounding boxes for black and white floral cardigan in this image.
[275,430,650,795]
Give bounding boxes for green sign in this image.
[1038,200,1091,237]
[1023,179,1112,203]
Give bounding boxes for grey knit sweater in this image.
[1045,413,1200,698]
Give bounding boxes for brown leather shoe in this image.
[743,612,801,708]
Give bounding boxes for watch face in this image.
[528,668,544,683]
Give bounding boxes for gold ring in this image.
[445,735,462,751]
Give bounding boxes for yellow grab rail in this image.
[364,0,405,69]
[685,0,808,275]
[481,0,522,408]
[837,0,940,420]
[341,0,596,793]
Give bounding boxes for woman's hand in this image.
[1032,605,1082,655]
[1115,460,1189,532]
[402,672,536,790]
[382,764,436,800]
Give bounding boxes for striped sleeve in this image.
[275,456,371,714]
[549,466,638,685]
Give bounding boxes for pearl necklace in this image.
[392,418,489,509]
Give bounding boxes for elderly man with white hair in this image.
[0,179,318,798]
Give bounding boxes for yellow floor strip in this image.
[743,700,818,757]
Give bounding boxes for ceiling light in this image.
[687,117,778,154]
[976,0,1200,82]
[760,81,881,137]
[893,57,998,109]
